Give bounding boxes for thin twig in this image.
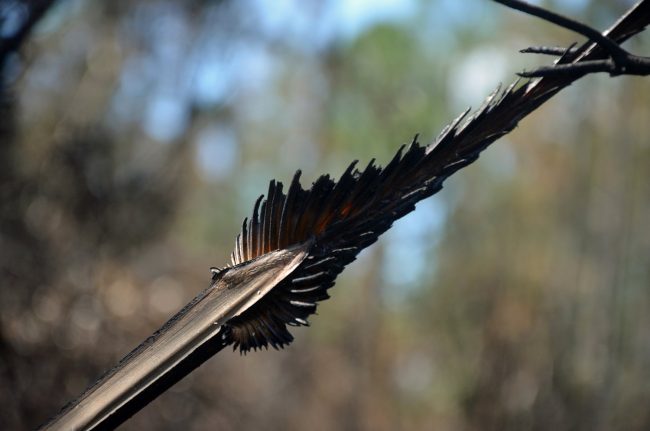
[520,46,578,56]
[494,0,629,63]
[495,0,650,77]
[519,55,650,78]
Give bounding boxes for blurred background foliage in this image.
[1,0,649,429]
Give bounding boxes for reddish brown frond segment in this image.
[225,136,478,351]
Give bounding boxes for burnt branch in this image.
[495,0,650,77]
[519,54,650,78]
[520,45,579,57]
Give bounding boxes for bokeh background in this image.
[1,0,650,430]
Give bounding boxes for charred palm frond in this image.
[224,0,650,352]
[39,1,650,430]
